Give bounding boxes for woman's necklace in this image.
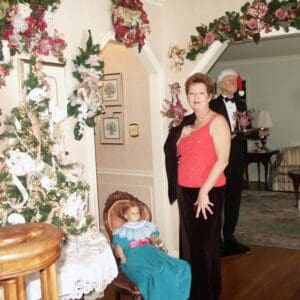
[195,110,211,125]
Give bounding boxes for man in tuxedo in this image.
[209,69,250,256]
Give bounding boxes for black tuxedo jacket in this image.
[209,95,247,176]
[164,113,196,204]
[209,95,248,128]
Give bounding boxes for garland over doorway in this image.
[170,0,300,69]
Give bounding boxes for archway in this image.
[86,31,171,246]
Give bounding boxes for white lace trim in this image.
[25,231,118,300]
[60,267,117,299]
[114,220,157,241]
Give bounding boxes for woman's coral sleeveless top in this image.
[177,117,226,188]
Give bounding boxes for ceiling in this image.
[218,34,300,62]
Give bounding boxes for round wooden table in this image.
[288,169,300,210]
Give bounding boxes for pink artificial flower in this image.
[161,97,187,128]
[37,15,47,31]
[120,0,142,9]
[2,27,14,40]
[50,36,67,59]
[247,18,259,30]
[173,100,187,127]
[239,114,249,128]
[256,2,268,18]
[204,31,215,45]
[36,37,52,55]
[51,36,66,49]
[275,8,288,20]
[0,66,7,75]
[115,19,128,38]
[135,28,145,45]
[23,16,36,37]
[8,33,20,49]
[225,25,232,33]
[247,1,268,18]
[140,12,149,24]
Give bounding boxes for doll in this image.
[113,201,191,300]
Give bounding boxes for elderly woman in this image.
[164,72,230,300]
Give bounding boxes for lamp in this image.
[252,110,273,151]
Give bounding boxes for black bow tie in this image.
[224,97,235,103]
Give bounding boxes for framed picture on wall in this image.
[99,109,124,144]
[102,73,123,106]
[18,58,66,105]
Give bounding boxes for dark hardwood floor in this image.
[100,245,300,300]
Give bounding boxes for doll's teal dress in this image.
[113,220,191,300]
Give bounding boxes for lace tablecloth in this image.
[26,231,118,299]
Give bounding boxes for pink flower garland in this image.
[186,0,300,62]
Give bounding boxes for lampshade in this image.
[252,110,273,128]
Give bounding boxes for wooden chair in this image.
[103,191,152,300]
[0,222,64,300]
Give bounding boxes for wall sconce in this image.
[129,123,139,137]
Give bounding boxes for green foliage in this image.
[23,72,39,90]
[22,207,36,222]
[72,30,103,83]
[67,102,80,117]
[85,117,96,128]
[38,202,52,222]
[0,1,9,17]
[74,122,83,141]
[68,30,105,141]
[186,0,300,61]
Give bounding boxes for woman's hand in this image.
[120,256,127,264]
[194,189,214,219]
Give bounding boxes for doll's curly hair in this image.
[119,201,142,220]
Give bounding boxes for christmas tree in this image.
[0,1,99,236]
[0,56,95,235]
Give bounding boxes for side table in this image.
[245,150,279,190]
[288,169,300,210]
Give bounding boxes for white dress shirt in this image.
[222,96,237,132]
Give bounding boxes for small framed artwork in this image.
[18,58,66,105]
[102,73,123,106]
[100,110,124,144]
